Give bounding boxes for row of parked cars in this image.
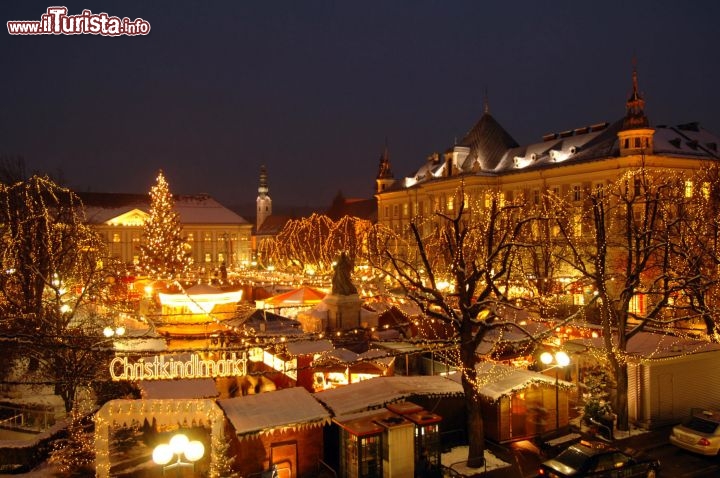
[534,407,720,477]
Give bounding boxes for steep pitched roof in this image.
[459,112,519,170]
[255,214,293,235]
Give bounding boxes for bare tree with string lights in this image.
[553,166,720,432]
[259,213,371,277]
[0,175,123,412]
[364,187,587,468]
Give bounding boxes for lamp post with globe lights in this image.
[103,326,126,338]
[152,433,205,477]
[540,350,571,432]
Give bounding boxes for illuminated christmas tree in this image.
[138,171,191,278]
[48,408,95,475]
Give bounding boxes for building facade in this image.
[79,192,253,269]
[375,70,719,236]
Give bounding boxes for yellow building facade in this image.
[79,192,253,269]
[375,70,719,235]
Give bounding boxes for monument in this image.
[323,252,362,330]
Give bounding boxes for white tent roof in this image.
[285,339,334,356]
[139,378,219,399]
[466,362,572,401]
[568,330,720,360]
[314,375,462,416]
[218,387,330,438]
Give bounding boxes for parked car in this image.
[669,408,720,456]
[537,440,660,477]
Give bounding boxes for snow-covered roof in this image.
[568,330,720,360]
[395,114,720,191]
[314,375,463,416]
[311,347,394,369]
[285,339,334,356]
[475,320,552,355]
[78,192,250,225]
[218,387,331,438]
[459,362,572,401]
[139,378,219,399]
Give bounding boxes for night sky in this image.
[2,1,719,214]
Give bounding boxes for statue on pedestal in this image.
[331,252,357,296]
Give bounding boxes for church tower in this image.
[617,64,655,157]
[375,142,395,194]
[256,165,272,230]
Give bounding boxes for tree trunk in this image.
[614,363,629,431]
[462,376,485,468]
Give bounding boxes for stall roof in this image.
[567,330,720,359]
[285,339,334,356]
[314,375,463,416]
[139,378,219,399]
[461,362,573,401]
[218,387,331,438]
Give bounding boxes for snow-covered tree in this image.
[138,171,191,278]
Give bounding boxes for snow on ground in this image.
[442,446,512,475]
[0,462,61,477]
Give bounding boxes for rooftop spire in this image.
[377,140,393,180]
[623,60,649,130]
[258,165,269,197]
[483,86,490,114]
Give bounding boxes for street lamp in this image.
[103,326,126,338]
[540,350,570,432]
[152,433,205,477]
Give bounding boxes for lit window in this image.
[447,196,454,211]
[205,253,212,263]
[402,203,409,216]
[573,214,582,237]
[463,193,469,209]
[573,185,582,202]
[218,252,225,263]
[187,233,194,242]
[629,294,645,315]
[594,183,604,199]
[112,233,120,243]
[204,233,212,242]
[133,255,139,265]
[702,182,711,200]
[685,180,694,198]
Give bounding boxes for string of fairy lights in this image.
[5,164,720,476]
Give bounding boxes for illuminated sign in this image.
[109,353,248,381]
